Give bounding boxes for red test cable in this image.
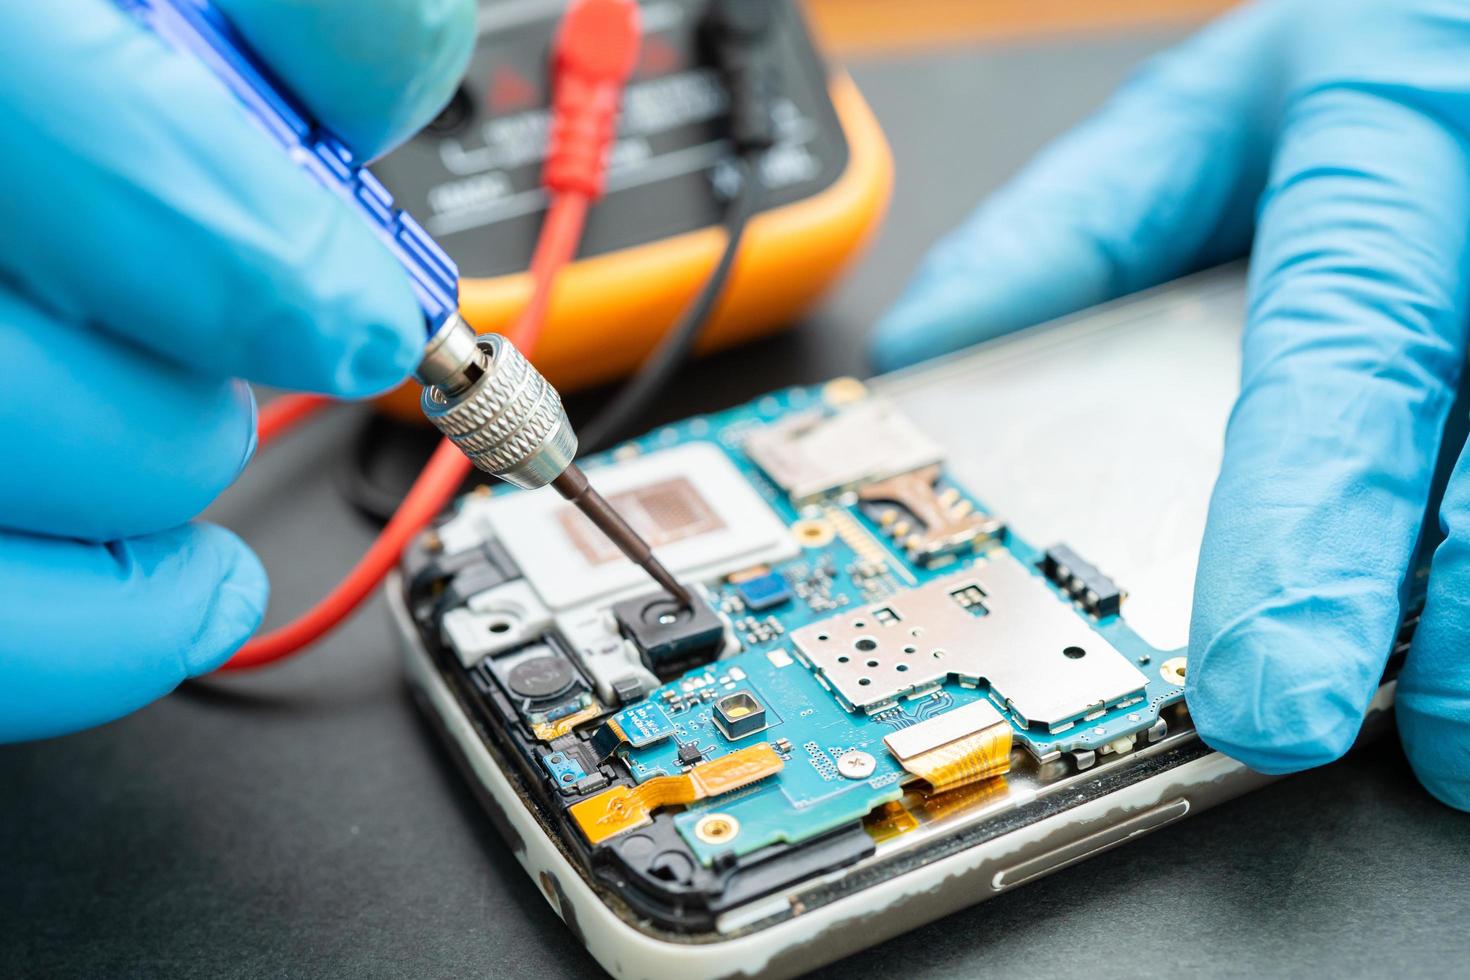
[255,393,331,448]
[222,440,472,670]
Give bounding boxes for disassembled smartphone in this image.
[391,269,1407,979]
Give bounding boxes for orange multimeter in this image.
[371,0,891,418]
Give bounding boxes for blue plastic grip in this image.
[113,0,462,337]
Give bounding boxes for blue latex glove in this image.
[872,0,1470,809]
[0,0,474,741]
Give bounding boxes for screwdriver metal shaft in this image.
[551,466,694,608]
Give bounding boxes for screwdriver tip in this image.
[551,465,694,608]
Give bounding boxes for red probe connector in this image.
[543,0,643,199]
[512,0,641,352]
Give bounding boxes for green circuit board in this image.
[582,383,1185,866]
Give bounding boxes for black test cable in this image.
[577,157,764,452]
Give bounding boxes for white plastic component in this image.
[556,607,659,704]
[441,580,553,667]
[485,442,798,611]
[432,498,496,556]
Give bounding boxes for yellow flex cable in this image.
[571,743,784,845]
[900,724,1012,792]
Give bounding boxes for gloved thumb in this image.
[0,524,267,742]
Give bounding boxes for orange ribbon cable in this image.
[570,743,784,844]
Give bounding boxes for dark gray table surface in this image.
[6,28,1469,980]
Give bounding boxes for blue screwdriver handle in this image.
[113,0,462,337]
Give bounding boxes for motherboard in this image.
[402,379,1187,929]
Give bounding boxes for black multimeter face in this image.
[374,0,850,279]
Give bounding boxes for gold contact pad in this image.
[570,743,784,845]
[858,464,1002,562]
[531,704,604,742]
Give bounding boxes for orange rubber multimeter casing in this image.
[371,0,891,418]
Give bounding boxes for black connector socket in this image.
[1041,544,1125,619]
[703,0,779,153]
[612,589,725,675]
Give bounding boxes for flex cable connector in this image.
[530,704,604,743]
[570,743,783,844]
[894,726,1012,792]
[882,700,1013,792]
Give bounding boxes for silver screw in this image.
[837,750,876,780]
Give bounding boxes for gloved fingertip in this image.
[1192,726,1357,776]
[362,0,477,157]
[215,0,477,160]
[1396,693,1470,813]
[1408,768,1470,812]
[334,317,423,399]
[248,196,425,396]
[183,526,268,675]
[869,303,945,373]
[871,214,1114,373]
[870,277,1024,373]
[1187,612,1371,774]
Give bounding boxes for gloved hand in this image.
[871,0,1470,809]
[0,0,474,741]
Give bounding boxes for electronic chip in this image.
[559,476,724,566]
[734,571,792,611]
[713,692,767,740]
[615,701,677,747]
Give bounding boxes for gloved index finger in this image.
[0,1,467,397]
[1187,28,1470,774]
[215,0,476,161]
[869,2,1284,372]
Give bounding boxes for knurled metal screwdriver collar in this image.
[417,316,578,490]
[416,314,691,608]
